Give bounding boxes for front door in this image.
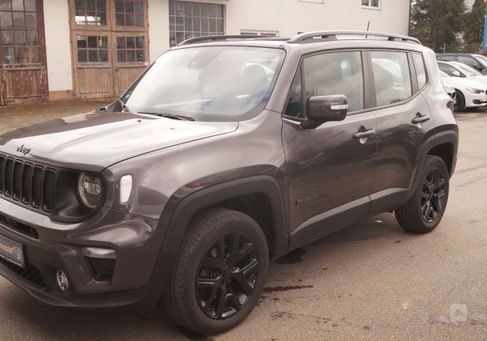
[282,50,378,246]
[69,0,149,99]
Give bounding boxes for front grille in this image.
[0,257,45,288]
[0,154,57,213]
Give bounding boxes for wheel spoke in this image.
[234,242,254,264]
[427,205,434,221]
[432,168,439,186]
[234,274,254,296]
[241,258,258,276]
[215,289,229,318]
[197,277,220,312]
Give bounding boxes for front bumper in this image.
[0,198,162,308]
[464,92,487,107]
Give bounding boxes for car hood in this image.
[0,111,238,171]
[468,75,487,87]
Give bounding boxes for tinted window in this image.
[413,53,427,89]
[371,51,412,107]
[302,51,364,113]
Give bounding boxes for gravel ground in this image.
[0,103,486,340]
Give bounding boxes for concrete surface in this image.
[0,103,486,340]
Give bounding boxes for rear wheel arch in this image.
[427,142,455,175]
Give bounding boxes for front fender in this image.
[142,175,289,305]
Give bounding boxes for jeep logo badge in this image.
[16,144,31,155]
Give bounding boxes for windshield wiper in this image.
[138,112,195,121]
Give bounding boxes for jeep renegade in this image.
[0,31,458,335]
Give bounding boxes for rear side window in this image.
[371,51,412,107]
[412,53,427,89]
[302,51,364,113]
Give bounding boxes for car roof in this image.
[437,53,475,56]
[172,31,424,54]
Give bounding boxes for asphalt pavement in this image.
[0,103,486,340]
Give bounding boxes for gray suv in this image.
[0,31,458,335]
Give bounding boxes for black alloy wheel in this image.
[164,208,269,335]
[420,167,447,224]
[395,155,450,234]
[196,232,258,320]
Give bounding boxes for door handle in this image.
[412,113,431,124]
[353,128,376,140]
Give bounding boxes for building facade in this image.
[0,0,411,104]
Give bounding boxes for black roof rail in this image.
[179,35,287,46]
[288,30,421,45]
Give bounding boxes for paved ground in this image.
[0,102,487,340]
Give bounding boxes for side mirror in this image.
[302,95,348,129]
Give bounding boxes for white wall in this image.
[225,0,411,37]
[149,0,169,62]
[43,0,73,92]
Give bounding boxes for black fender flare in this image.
[144,175,288,304]
[407,127,458,201]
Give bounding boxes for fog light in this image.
[56,269,69,291]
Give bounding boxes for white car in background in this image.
[437,61,487,88]
[439,70,487,110]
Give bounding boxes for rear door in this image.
[369,50,435,215]
[282,50,378,245]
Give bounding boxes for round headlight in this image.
[78,173,103,208]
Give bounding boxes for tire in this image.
[455,90,465,111]
[395,155,449,234]
[163,208,269,335]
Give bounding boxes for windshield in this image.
[474,54,487,66]
[451,62,482,76]
[121,46,285,122]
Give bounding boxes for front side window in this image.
[169,0,224,47]
[371,51,412,107]
[0,0,40,64]
[302,51,364,113]
[122,47,284,122]
[412,53,427,89]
